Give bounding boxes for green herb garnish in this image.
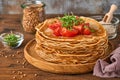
[3,33,20,47]
[90,29,95,32]
[59,14,84,30]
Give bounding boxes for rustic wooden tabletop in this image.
[0,14,120,80]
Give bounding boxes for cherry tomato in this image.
[60,28,78,37]
[53,27,61,36]
[83,28,91,35]
[48,22,61,30]
[84,23,90,27]
[73,25,84,34]
[76,16,79,19]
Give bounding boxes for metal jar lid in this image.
[21,0,45,9]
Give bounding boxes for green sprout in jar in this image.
[3,32,20,47]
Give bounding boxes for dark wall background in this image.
[0,0,120,14]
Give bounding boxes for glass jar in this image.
[90,16,119,39]
[21,0,45,33]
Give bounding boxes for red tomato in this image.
[83,28,91,35]
[76,16,79,19]
[73,25,84,34]
[61,28,78,37]
[53,27,61,36]
[48,22,61,30]
[84,23,90,27]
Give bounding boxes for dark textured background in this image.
[0,0,120,14]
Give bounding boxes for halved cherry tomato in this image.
[53,27,61,36]
[83,28,91,35]
[73,24,84,34]
[76,16,79,19]
[84,23,90,27]
[60,28,78,37]
[48,22,61,30]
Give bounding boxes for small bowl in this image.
[90,15,119,39]
[0,32,24,49]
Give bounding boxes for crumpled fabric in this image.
[93,46,120,78]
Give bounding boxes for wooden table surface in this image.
[0,14,120,80]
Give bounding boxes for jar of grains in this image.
[21,0,45,33]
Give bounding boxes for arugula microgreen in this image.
[3,32,20,47]
[59,14,84,30]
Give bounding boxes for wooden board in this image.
[24,39,113,74]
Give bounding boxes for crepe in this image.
[35,16,108,64]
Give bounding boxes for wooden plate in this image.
[24,39,113,74]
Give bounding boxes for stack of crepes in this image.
[35,16,109,65]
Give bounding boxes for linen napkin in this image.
[93,46,120,78]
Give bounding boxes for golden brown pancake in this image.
[35,16,108,64]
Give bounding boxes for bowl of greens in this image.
[0,32,24,48]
